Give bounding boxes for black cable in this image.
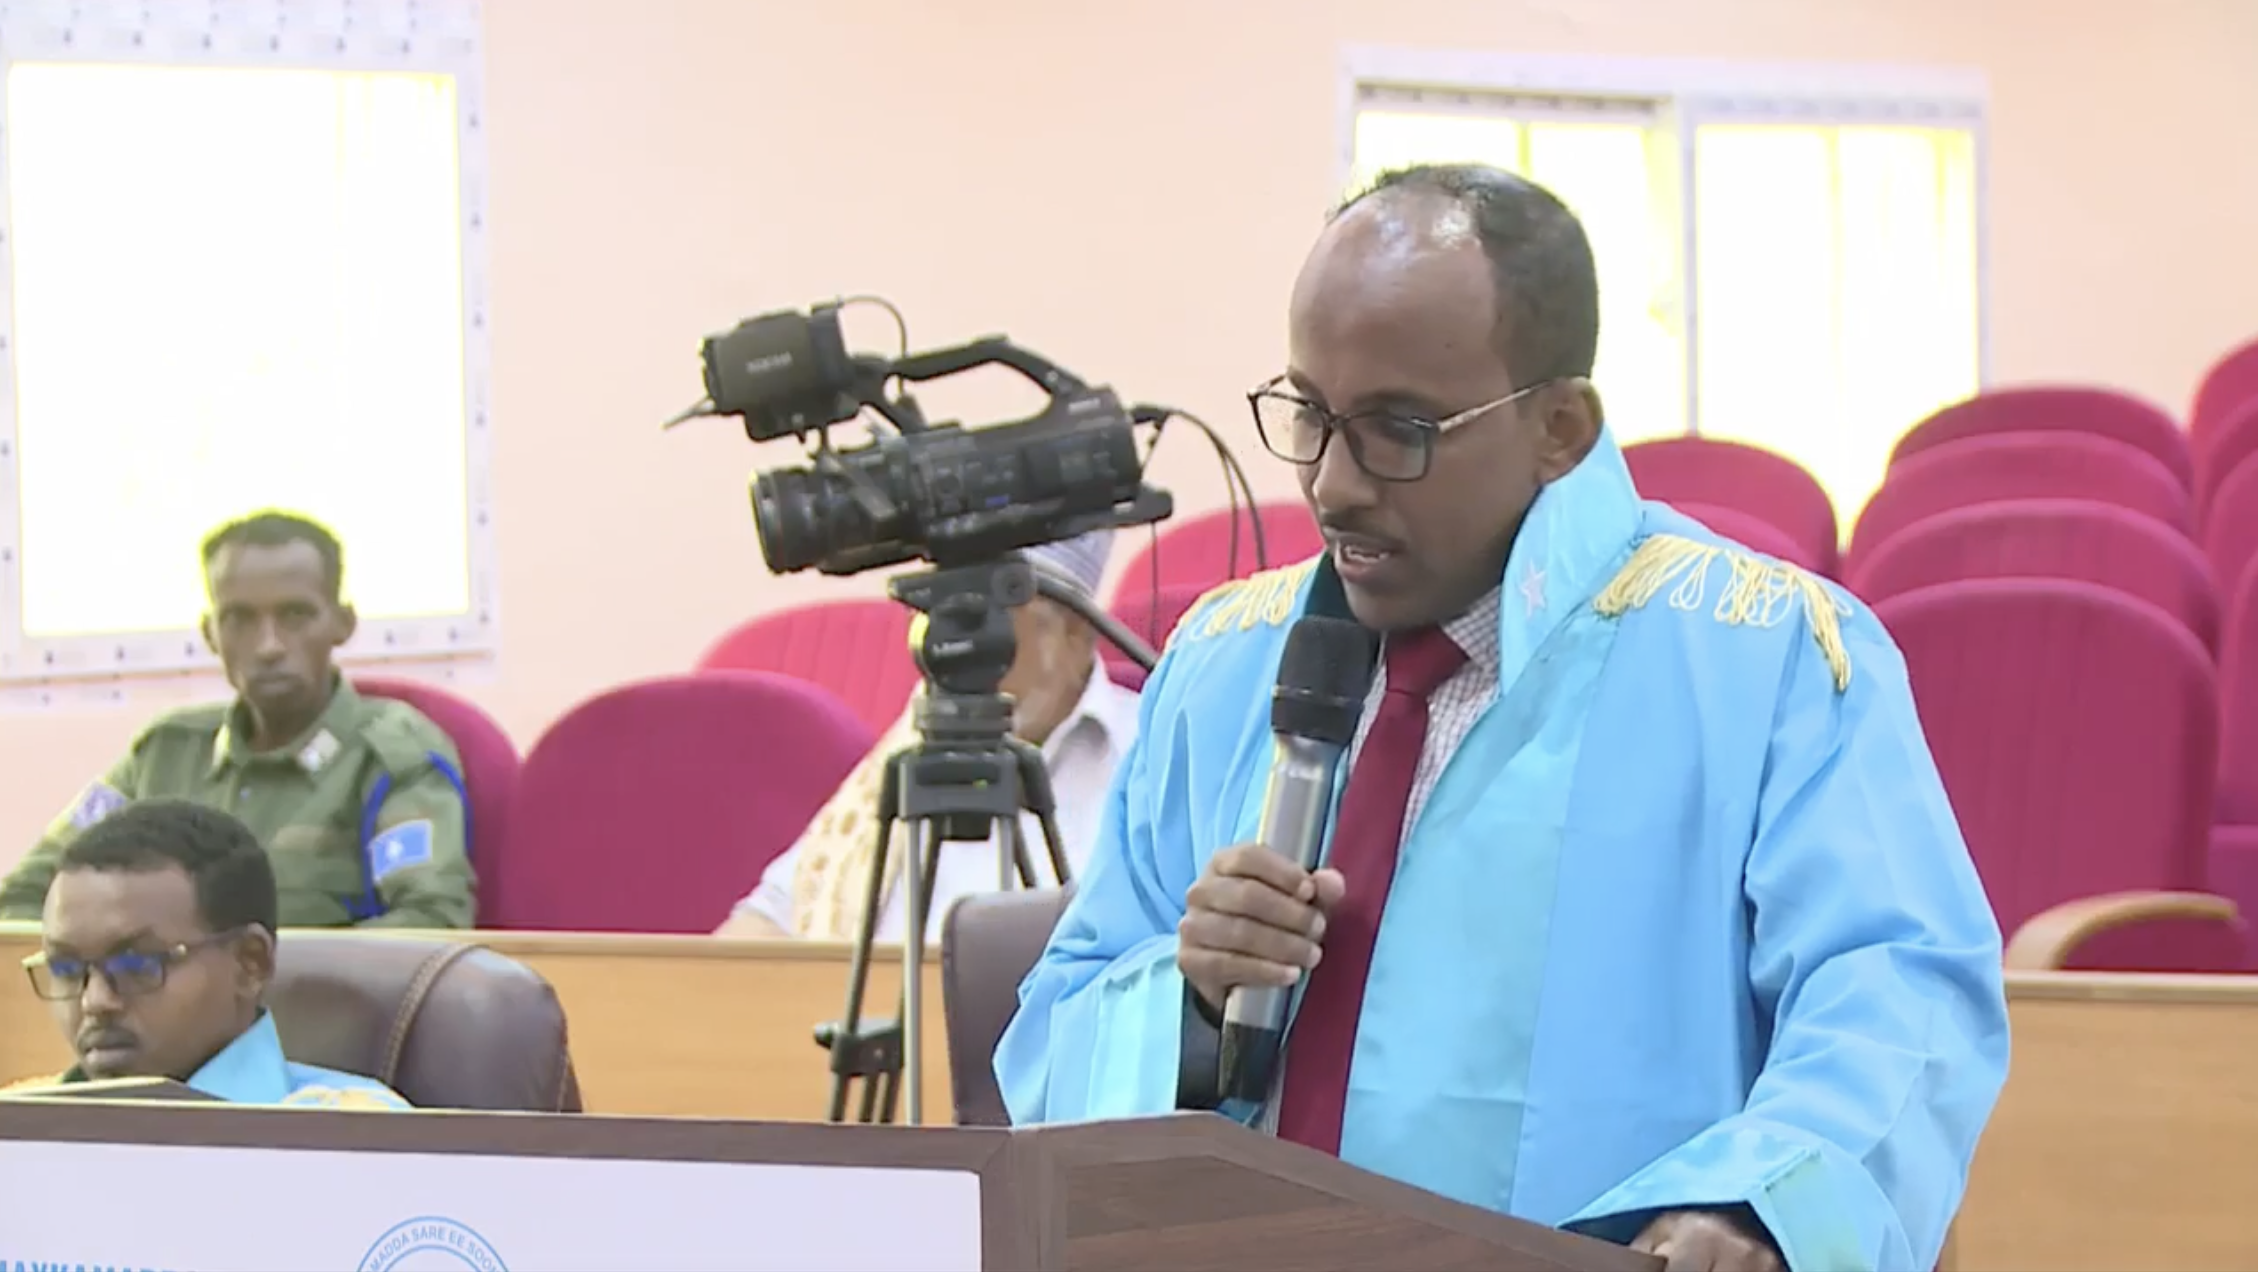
[1128,403,1269,663]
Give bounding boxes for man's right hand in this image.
[1176,844,1345,1012]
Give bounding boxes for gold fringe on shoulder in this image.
[1188,555,1321,642]
[1592,534,1853,692]
[0,1072,63,1095]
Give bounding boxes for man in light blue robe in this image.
[996,163,2009,1272]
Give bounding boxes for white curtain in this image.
[8,64,470,636]
[1348,99,1980,529]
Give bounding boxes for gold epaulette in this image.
[280,1084,409,1111]
[1176,555,1324,646]
[1592,534,1853,692]
[0,1072,64,1095]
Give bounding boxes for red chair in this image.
[1878,578,2242,971]
[1115,504,1323,596]
[1625,438,1839,576]
[1849,499,2220,653]
[353,675,521,915]
[2209,556,2258,930]
[2192,336,2258,457]
[2195,398,2258,521]
[1670,501,1824,573]
[1102,581,1214,692]
[1890,385,2193,491]
[2201,454,2258,599]
[1848,433,2192,574]
[697,599,917,735]
[493,672,873,933]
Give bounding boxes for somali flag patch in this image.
[367,819,435,882]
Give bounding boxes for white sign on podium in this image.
[0,1140,983,1271]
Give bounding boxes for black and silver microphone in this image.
[1218,615,1377,1104]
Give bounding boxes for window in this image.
[0,1,493,684]
[1340,52,1986,527]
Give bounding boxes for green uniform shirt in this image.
[0,679,474,928]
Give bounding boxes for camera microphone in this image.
[1218,615,1377,1104]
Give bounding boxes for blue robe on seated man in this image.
[1,1010,411,1108]
[994,431,2010,1272]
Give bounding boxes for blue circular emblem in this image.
[358,1216,509,1271]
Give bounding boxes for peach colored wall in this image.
[4,0,2255,871]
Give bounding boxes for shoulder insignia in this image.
[0,1072,65,1095]
[1178,555,1323,645]
[1592,533,1853,692]
[281,1084,408,1111]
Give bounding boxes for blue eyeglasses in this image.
[24,931,240,1002]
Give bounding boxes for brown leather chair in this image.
[939,884,1072,1126]
[266,932,582,1112]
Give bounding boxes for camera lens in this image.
[750,469,826,574]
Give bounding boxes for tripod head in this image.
[885,557,1046,844]
[889,557,1033,699]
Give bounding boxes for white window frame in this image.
[0,0,497,698]
[1337,48,1992,435]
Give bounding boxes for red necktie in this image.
[1275,624,1468,1154]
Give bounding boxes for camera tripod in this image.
[815,557,1073,1126]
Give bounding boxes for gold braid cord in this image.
[1592,534,1852,692]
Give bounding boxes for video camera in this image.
[670,299,1173,578]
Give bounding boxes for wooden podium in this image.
[0,1102,1658,1271]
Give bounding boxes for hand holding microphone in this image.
[1178,846,1347,1014]
[1174,615,1376,1103]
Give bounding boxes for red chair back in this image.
[1115,504,1323,595]
[1890,385,2193,490]
[1102,581,1214,691]
[1849,499,2219,652]
[1878,578,2232,971]
[2195,399,2258,520]
[495,672,873,932]
[2193,337,2258,451]
[2204,454,2258,599]
[1849,433,2192,572]
[1625,438,1839,576]
[697,600,917,734]
[1670,501,1824,572]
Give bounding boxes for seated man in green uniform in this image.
[0,510,472,927]
[2,799,410,1107]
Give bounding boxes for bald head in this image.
[1320,165,1600,387]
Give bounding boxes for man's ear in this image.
[199,612,218,657]
[1533,377,1604,484]
[333,602,359,647]
[235,925,277,997]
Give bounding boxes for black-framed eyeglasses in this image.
[23,931,241,1002]
[1246,376,1547,482]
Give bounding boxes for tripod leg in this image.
[1008,737,1076,888]
[1034,808,1072,886]
[827,751,905,1125]
[893,819,946,1126]
[1003,817,1040,891]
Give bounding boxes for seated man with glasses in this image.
[2,799,409,1107]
